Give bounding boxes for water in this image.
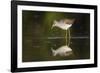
[22,10,90,62]
[22,35,90,62]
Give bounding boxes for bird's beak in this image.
[51,24,55,29]
[51,26,53,29]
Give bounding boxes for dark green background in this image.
[22,10,90,62]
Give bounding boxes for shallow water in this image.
[22,35,90,62]
[22,10,90,62]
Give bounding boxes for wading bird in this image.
[51,19,75,56]
[51,19,75,30]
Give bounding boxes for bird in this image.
[51,19,74,30]
[51,45,72,56]
[51,19,75,56]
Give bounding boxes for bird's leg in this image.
[65,30,67,45]
[68,29,70,46]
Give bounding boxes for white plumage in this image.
[51,20,72,30]
[51,45,72,56]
